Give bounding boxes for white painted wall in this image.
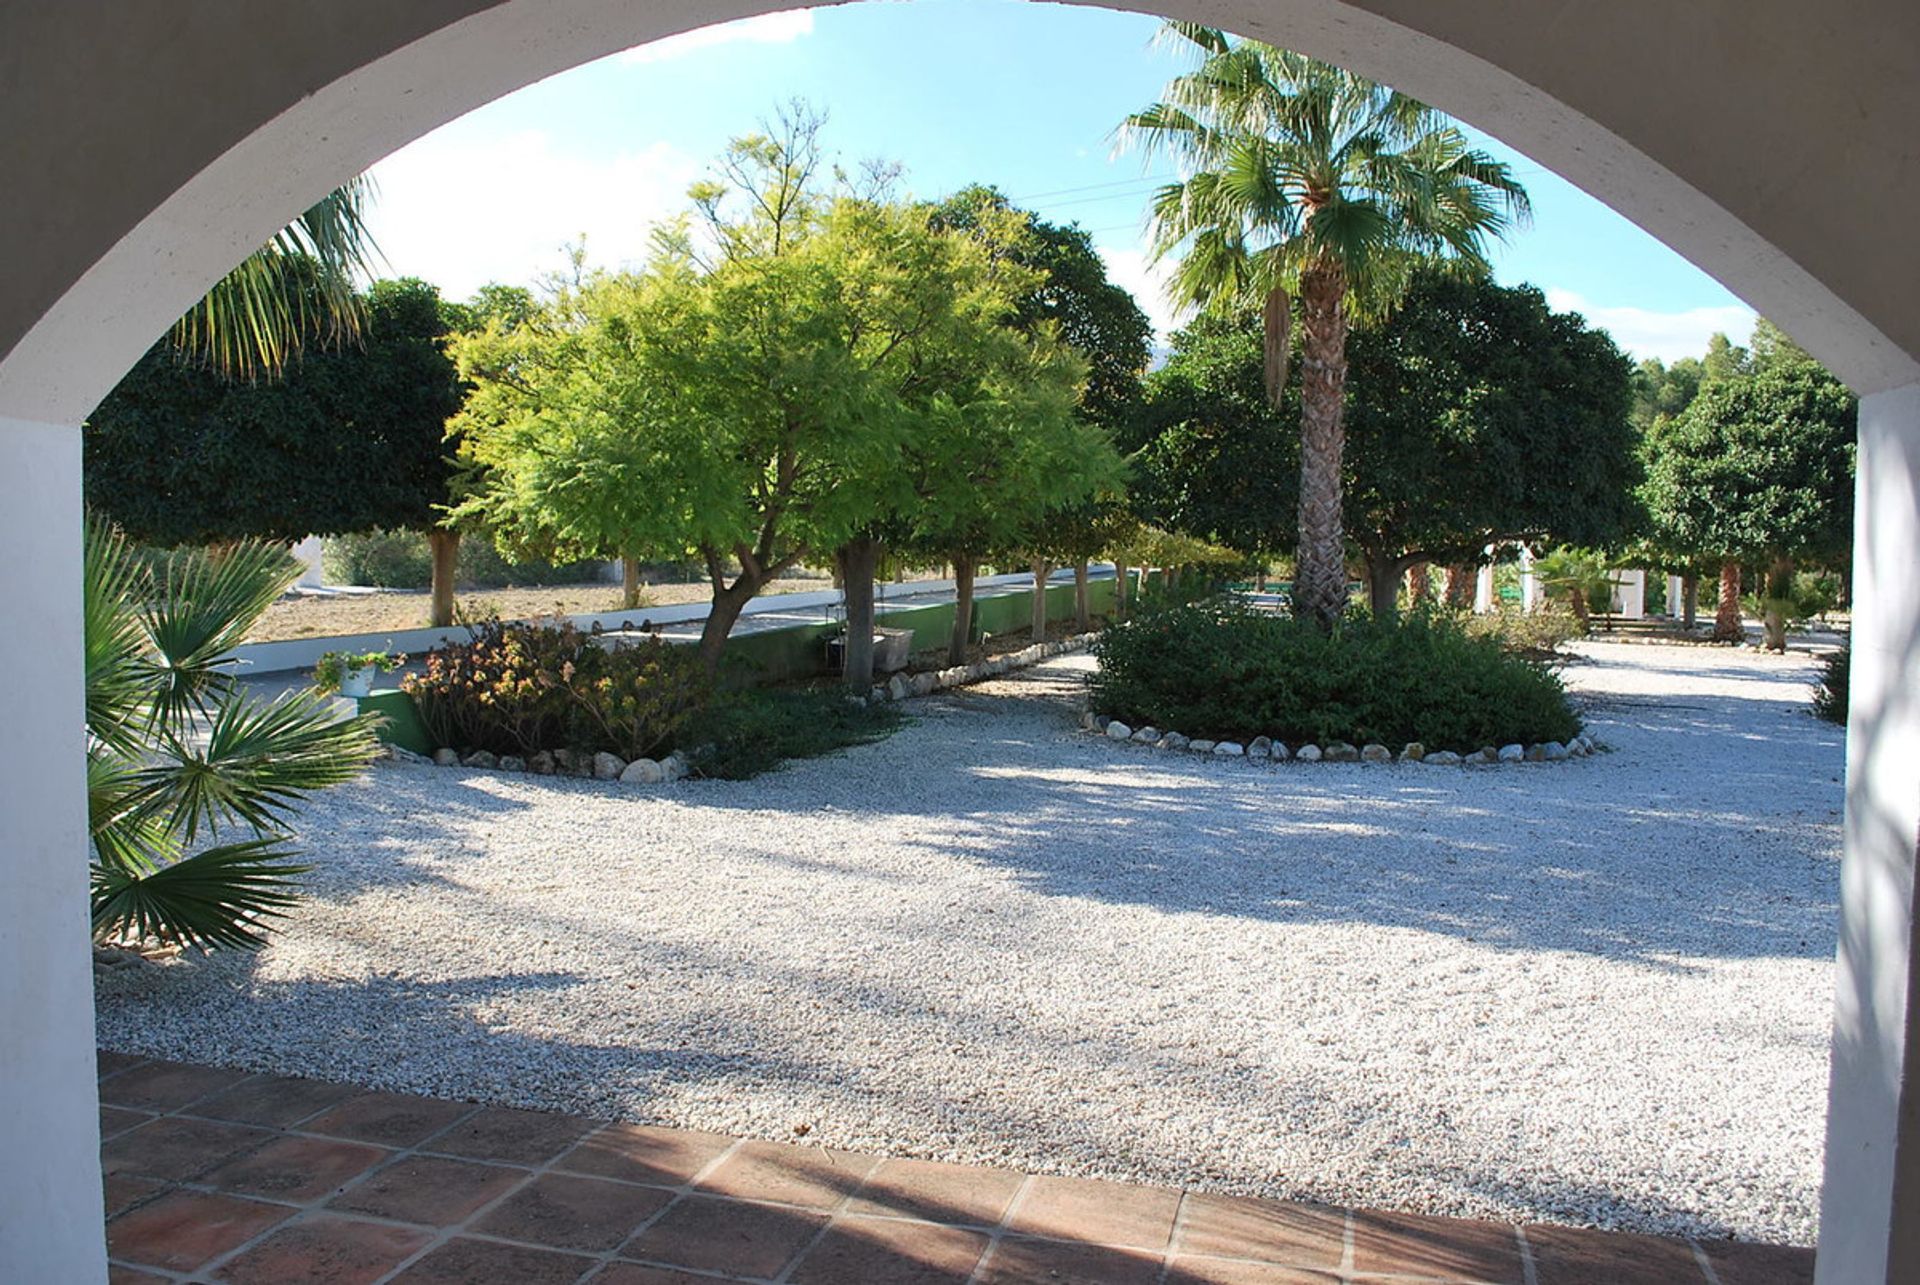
[1610,569,1647,619]
[1818,384,1920,1285]
[0,420,107,1281]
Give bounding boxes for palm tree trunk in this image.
[1293,262,1350,629]
[428,529,458,628]
[1761,553,1794,652]
[1444,563,1475,608]
[1712,559,1744,642]
[1405,561,1432,607]
[948,556,977,666]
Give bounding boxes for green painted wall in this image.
[360,688,434,754]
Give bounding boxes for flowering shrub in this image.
[403,617,710,758]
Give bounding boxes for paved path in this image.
[98,1050,1812,1284]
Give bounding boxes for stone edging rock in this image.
[1082,713,1599,766]
[377,630,1107,786]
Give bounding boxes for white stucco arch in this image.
[3,3,1917,1281]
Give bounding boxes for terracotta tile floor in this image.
[96,1051,1815,1284]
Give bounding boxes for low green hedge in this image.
[1090,604,1581,750]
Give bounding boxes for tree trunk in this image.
[1405,561,1432,607]
[1761,553,1794,652]
[698,579,756,672]
[1681,572,1698,630]
[1113,561,1130,618]
[837,536,880,690]
[428,529,458,628]
[1712,559,1744,642]
[621,555,641,610]
[1292,262,1351,629]
[1073,560,1091,632]
[1367,556,1401,621]
[1030,559,1052,641]
[949,556,977,667]
[1443,563,1475,608]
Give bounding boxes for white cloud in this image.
[1544,287,1755,365]
[1095,242,1188,347]
[617,10,814,65]
[365,130,701,298]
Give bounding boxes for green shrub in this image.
[403,617,710,758]
[1812,647,1849,723]
[1458,602,1586,660]
[688,689,903,780]
[323,529,608,589]
[1090,603,1581,749]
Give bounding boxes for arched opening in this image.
[4,4,1917,1282]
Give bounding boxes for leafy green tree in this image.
[85,277,472,622]
[1641,336,1856,648]
[86,522,380,950]
[1341,271,1637,617]
[1630,356,1704,433]
[1121,24,1529,627]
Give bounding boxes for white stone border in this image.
[378,630,1108,787]
[1082,713,1598,766]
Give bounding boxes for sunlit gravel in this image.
[97,640,1841,1244]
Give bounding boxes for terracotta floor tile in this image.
[1177,1194,1345,1267]
[471,1172,674,1252]
[847,1156,1024,1226]
[429,1106,600,1166]
[1006,1174,1182,1250]
[99,1049,149,1079]
[789,1214,989,1284]
[589,1263,751,1285]
[1350,1208,1523,1281]
[695,1139,879,1209]
[623,1194,826,1277]
[327,1155,526,1225]
[303,1092,472,1148]
[977,1237,1165,1285]
[101,1105,154,1140]
[1527,1224,1709,1285]
[559,1123,736,1189]
[104,1173,168,1219]
[101,1115,273,1182]
[387,1236,597,1284]
[209,1213,433,1285]
[108,1266,171,1285]
[205,1134,390,1203]
[194,1074,359,1129]
[98,1060,250,1112]
[108,1190,292,1272]
[1698,1239,1816,1285]
[1165,1258,1342,1285]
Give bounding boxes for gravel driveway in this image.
[96,640,1842,1244]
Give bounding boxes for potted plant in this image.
[314,649,406,699]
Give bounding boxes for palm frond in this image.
[87,751,181,875]
[170,177,383,380]
[90,839,312,951]
[83,518,154,757]
[140,691,382,842]
[138,540,303,733]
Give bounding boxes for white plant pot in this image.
[339,667,377,699]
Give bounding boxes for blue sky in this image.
[365,1,1755,363]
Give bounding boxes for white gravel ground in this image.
[96,639,1842,1245]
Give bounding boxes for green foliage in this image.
[1090,603,1580,749]
[321,528,605,589]
[312,650,404,695]
[1641,328,1857,566]
[1531,547,1617,619]
[1457,602,1587,660]
[87,277,466,546]
[688,689,904,780]
[402,619,712,761]
[1812,647,1849,724]
[1746,570,1843,626]
[85,520,382,950]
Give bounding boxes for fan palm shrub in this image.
[86,521,381,950]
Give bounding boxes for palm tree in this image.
[86,521,381,949]
[1121,25,1529,627]
[169,177,382,379]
